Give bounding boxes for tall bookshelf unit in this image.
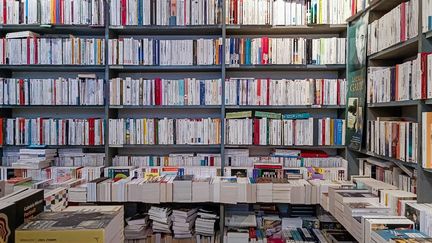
[0,1,349,240]
[347,0,432,203]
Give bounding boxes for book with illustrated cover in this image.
[15,209,124,243]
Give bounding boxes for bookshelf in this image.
[347,0,432,203]
[0,1,349,242]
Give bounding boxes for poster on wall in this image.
[346,12,369,151]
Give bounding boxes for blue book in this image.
[169,16,176,26]
[149,157,154,166]
[138,0,143,25]
[200,80,205,105]
[25,0,28,23]
[236,79,240,105]
[374,229,431,241]
[245,38,251,65]
[230,38,234,64]
[282,113,311,120]
[179,80,184,105]
[429,16,432,31]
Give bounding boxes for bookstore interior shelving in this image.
[347,0,432,203]
[4,0,432,242]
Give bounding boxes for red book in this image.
[249,228,256,239]
[261,37,269,64]
[121,0,127,25]
[254,164,282,169]
[301,150,329,158]
[210,157,214,166]
[26,38,30,64]
[400,3,406,41]
[3,0,6,24]
[253,118,260,145]
[0,118,3,145]
[420,52,432,99]
[155,78,162,105]
[19,79,24,105]
[34,37,38,64]
[88,118,95,145]
[39,118,43,145]
[233,0,238,24]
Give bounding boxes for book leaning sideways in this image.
[15,206,124,243]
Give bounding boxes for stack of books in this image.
[55,149,105,167]
[11,149,57,169]
[172,208,198,239]
[149,206,172,234]
[16,206,124,243]
[125,214,151,242]
[195,209,219,237]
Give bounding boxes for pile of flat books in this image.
[172,208,198,238]
[195,209,219,237]
[15,206,124,243]
[11,149,57,169]
[125,213,151,242]
[149,206,172,234]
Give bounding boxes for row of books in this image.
[108,38,223,65]
[359,157,416,194]
[109,78,222,106]
[0,36,105,65]
[2,148,105,167]
[113,154,222,167]
[225,78,347,106]
[225,113,345,146]
[324,180,430,243]
[3,118,105,146]
[225,148,346,167]
[368,0,418,55]
[110,0,222,26]
[367,53,432,103]
[226,37,346,65]
[86,175,344,204]
[226,0,351,25]
[108,118,221,145]
[367,117,418,164]
[224,210,356,243]
[0,76,104,106]
[0,0,104,25]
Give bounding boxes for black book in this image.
[0,202,16,243]
[0,189,44,242]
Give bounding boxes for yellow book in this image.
[16,208,123,243]
[51,0,55,24]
